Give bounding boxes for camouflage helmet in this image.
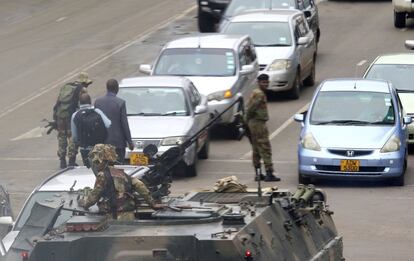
[78,72,92,84]
[89,144,118,164]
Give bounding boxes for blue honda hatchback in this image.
[294,79,412,185]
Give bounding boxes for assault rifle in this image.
[137,97,244,201]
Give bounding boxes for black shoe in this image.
[60,158,67,169]
[68,157,78,167]
[254,173,265,181]
[264,171,281,182]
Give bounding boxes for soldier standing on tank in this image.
[245,74,281,182]
[77,144,163,221]
[53,72,92,169]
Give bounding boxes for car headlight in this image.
[161,136,186,146]
[301,133,321,151]
[268,59,292,71]
[380,135,401,153]
[207,89,233,101]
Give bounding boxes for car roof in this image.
[373,53,414,65]
[164,34,248,49]
[320,79,391,93]
[38,166,147,192]
[119,76,191,88]
[228,9,302,23]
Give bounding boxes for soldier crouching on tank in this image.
[78,144,163,221]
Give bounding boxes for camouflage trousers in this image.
[248,119,273,172]
[57,118,77,159]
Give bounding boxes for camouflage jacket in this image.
[83,167,154,212]
[246,88,269,122]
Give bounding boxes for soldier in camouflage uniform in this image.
[245,74,281,182]
[54,72,92,169]
[78,144,161,221]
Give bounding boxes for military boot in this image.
[60,158,67,169]
[68,157,78,167]
[264,170,281,182]
[254,167,265,181]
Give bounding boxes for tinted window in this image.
[310,91,395,125]
[189,84,202,107]
[224,22,292,46]
[271,0,297,9]
[118,87,189,116]
[154,48,236,76]
[365,64,414,91]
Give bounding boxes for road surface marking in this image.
[0,4,197,120]
[357,60,367,66]
[10,127,44,141]
[206,159,296,164]
[0,157,55,161]
[241,103,309,160]
[56,17,67,22]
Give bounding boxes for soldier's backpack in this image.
[74,109,107,147]
[54,82,83,119]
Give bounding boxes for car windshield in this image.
[224,0,296,17]
[223,22,292,46]
[14,191,75,230]
[153,48,236,76]
[310,91,395,125]
[118,87,189,116]
[365,64,414,91]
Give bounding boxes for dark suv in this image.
[197,0,231,32]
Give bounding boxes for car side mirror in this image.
[403,116,412,125]
[195,105,208,114]
[304,11,311,18]
[294,113,304,122]
[240,64,255,75]
[405,40,414,50]
[139,64,152,75]
[297,37,310,45]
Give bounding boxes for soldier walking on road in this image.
[77,144,163,221]
[245,74,281,182]
[53,72,92,169]
[94,79,134,163]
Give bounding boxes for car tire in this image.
[303,59,316,87]
[391,158,406,186]
[298,173,311,184]
[198,10,216,32]
[394,10,406,28]
[198,131,210,159]
[186,145,198,177]
[288,70,301,100]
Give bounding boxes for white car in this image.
[118,76,210,177]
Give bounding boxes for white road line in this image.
[357,60,367,67]
[0,4,197,120]
[55,16,67,22]
[241,103,309,160]
[10,127,44,141]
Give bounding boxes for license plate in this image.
[340,160,360,172]
[129,152,149,166]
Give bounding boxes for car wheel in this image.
[288,69,301,100]
[298,173,311,184]
[391,158,406,186]
[198,10,216,32]
[303,59,316,87]
[394,10,406,28]
[198,131,210,159]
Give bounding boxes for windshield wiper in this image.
[128,112,162,116]
[313,120,372,125]
[162,111,186,116]
[255,44,291,47]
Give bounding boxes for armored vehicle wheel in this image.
[198,10,216,32]
[299,173,311,184]
[394,10,406,28]
[198,132,210,159]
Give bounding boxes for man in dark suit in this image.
[94,79,134,163]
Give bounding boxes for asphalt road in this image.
[0,0,413,260]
